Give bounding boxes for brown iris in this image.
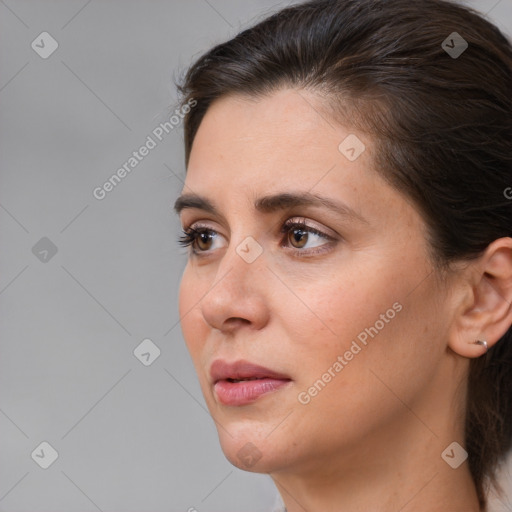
[289,227,309,249]
[197,232,213,251]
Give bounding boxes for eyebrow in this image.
[173,191,367,223]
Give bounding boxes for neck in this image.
[272,452,480,512]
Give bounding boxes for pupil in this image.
[198,232,211,250]
[291,229,307,248]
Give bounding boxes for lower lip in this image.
[214,378,291,406]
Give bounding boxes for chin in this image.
[217,421,305,475]
[220,439,278,473]
[202,380,302,471]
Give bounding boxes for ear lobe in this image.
[448,237,512,359]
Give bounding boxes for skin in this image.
[175,88,512,512]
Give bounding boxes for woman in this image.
[173,0,512,510]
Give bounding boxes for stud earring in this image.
[473,339,488,353]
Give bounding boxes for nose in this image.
[200,240,270,335]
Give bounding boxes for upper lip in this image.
[210,359,291,384]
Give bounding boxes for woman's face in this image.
[176,88,457,476]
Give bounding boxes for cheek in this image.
[279,265,394,354]
[284,259,439,393]
[178,265,207,357]
[279,280,441,452]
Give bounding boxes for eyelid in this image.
[182,217,337,241]
[281,216,338,240]
[184,220,220,231]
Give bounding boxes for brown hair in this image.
[176,0,512,508]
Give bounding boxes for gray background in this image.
[0,1,511,511]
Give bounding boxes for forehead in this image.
[193,89,336,146]
[186,89,374,192]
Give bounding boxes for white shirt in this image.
[271,493,286,512]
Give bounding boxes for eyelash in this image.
[178,218,334,258]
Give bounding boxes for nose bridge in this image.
[217,233,266,294]
[200,232,268,331]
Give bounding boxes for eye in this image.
[178,225,225,254]
[280,218,334,255]
[177,218,335,257]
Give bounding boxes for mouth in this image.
[210,359,292,406]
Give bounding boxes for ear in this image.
[448,237,512,358]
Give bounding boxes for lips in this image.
[210,359,292,406]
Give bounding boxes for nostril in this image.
[226,317,250,325]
